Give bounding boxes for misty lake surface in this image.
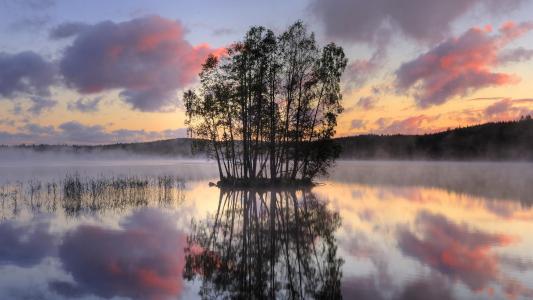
[1,159,533,300]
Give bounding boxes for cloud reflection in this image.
[397,210,515,291]
[0,218,56,267]
[51,208,186,300]
[342,273,455,300]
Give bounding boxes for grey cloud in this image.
[0,219,56,267]
[67,96,102,113]
[212,27,236,36]
[356,96,377,110]
[310,0,525,44]
[350,119,366,130]
[51,209,186,299]
[0,0,55,10]
[498,47,533,64]
[0,120,187,145]
[342,33,389,91]
[17,0,55,10]
[0,119,16,127]
[56,121,187,144]
[27,96,57,115]
[343,53,382,91]
[58,121,112,144]
[9,15,51,32]
[0,131,32,144]
[10,103,22,115]
[119,88,178,112]
[49,22,89,39]
[0,51,56,99]
[341,273,455,300]
[22,123,56,136]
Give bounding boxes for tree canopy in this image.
[185,21,347,186]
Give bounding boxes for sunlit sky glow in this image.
[0,0,532,144]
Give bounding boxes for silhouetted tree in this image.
[185,21,347,186]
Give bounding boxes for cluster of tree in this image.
[183,189,342,299]
[184,21,347,185]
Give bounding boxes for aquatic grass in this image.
[0,174,186,218]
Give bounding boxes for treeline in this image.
[1,138,204,157]
[337,118,533,160]
[3,118,533,161]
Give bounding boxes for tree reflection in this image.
[184,189,343,299]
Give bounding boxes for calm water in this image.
[0,160,532,300]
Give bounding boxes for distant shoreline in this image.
[2,118,533,161]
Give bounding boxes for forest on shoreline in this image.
[3,118,533,161]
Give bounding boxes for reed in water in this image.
[0,174,185,218]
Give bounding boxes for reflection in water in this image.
[330,161,533,205]
[0,162,533,299]
[0,218,56,267]
[397,210,515,292]
[317,181,533,300]
[0,175,185,219]
[50,209,187,300]
[184,189,343,299]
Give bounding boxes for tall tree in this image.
[185,21,347,186]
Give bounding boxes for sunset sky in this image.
[1,0,532,144]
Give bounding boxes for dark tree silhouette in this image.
[336,117,533,160]
[185,21,347,186]
[183,189,343,299]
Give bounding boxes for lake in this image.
[0,160,532,299]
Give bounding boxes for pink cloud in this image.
[484,98,533,120]
[451,98,533,124]
[396,22,533,107]
[59,16,221,111]
[343,47,386,92]
[375,115,439,134]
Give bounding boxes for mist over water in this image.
[1,158,533,299]
[0,148,217,184]
[329,160,533,203]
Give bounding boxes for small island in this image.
[184,22,347,188]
